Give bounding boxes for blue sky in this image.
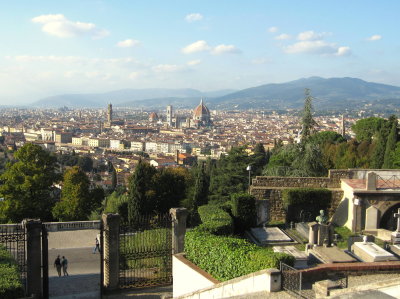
[0,0,398,104]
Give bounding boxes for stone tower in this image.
[107,103,113,123]
[167,105,173,126]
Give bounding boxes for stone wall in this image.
[250,169,348,223]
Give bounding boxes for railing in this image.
[0,223,23,233]
[0,221,101,233]
[376,175,400,189]
[44,220,101,231]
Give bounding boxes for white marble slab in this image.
[352,241,398,262]
[250,227,292,244]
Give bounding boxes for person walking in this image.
[61,256,69,276]
[93,236,101,254]
[54,255,62,277]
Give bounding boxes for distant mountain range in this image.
[31,77,400,111]
[32,88,236,109]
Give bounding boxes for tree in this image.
[0,143,60,223]
[383,117,398,168]
[103,191,129,221]
[192,163,209,208]
[352,117,386,142]
[77,155,93,172]
[371,116,395,169]
[209,147,250,201]
[308,131,346,146]
[153,167,189,213]
[127,160,157,222]
[250,143,269,175]
[52,166,94,221]
[300,88,317,140]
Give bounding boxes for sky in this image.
[0,0,399,104]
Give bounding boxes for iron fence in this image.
[281,262,309,298]
[119,214,172,289]
[0,223,27,294]
[376,174,400,189]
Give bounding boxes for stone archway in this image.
[379,203,400,231]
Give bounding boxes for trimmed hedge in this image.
[0,246,24,299]
[185,229,294,281]
[282,188,332,222]
[197,202,234,235]
[231,193,256,232]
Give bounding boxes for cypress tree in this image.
[192,163,209,209]
[301,88,317,140]
[383,118,398,168]
[127,159,154,223]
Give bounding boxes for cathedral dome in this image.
[193,99,210,120]
[149,112,159,121]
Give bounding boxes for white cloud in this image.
[211,44,241,55]
[336,46,351,56]
[116,39,141,48]
[268,26,278,33]
[297,30,328,41]
[182,40,211,54]
[284,40,351,56]
[367,34,382,41]
[185,13,203,22]
[187,59,201,66]
[275,33,291,40]
[32,14,109,39]
[282,30,350,56]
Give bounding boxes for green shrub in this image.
[282,188,332,222]
[231,193,256,232]
[0,246,24,299]
[184,229,294,281]
[197,202,234,235]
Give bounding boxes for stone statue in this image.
[316,210,328,224]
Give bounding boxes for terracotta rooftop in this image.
[342,178,400,190]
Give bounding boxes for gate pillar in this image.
[170,208,188,254]
[23,219,42,298]
[102,213,120,291]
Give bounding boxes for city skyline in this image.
[0,0,398,104]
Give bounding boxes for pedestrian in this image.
[54,255,62,277]
[61,256,69,276]
[93,236,101,254]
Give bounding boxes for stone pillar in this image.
[308,222,319,246]
[366,172,377,190]
[266,268,281,292]
[170,208,188,254]
[102,213,120,291]
[24,219,42,298]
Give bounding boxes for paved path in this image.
[48,230,99,249]
[49,247,100,277]
[49,274,100,299]
[49,247,100,298]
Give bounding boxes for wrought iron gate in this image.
[119,214,172,289]
[281,262,312,299]
[0,224,27,295]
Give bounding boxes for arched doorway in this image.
[379,203,400,231]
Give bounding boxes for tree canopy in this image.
[0,143,60,222]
